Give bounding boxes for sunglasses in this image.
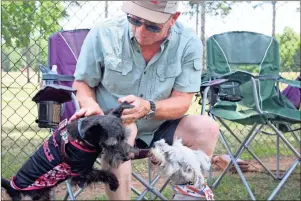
[127,15,163,33]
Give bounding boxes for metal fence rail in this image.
[1,0,300,186]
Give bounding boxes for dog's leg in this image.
[1,178,22,201]
[71,169,119,191]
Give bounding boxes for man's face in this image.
[128,12,180,46]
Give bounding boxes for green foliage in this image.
[1,50,10,72]
[1,1,68,72]
[1,1,36,48]
[276,27,301,72]
[292,42,300,71]
[185,1,234,17]
[1,1,67,48]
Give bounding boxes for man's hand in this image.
[118,95,150,125]
[69,100,104,122]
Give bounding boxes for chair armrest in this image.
[201,79,229,87]
[278,77,301,88]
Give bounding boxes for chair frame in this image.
[201,76,301,200]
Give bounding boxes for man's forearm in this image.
[72,80,97,107]
[153,93,194,120]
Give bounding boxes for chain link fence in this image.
[1,0,300,196]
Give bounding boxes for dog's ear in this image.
[83,118,109,144]
[107,101,134,118]
[68,116,109,145]
[66,120,81,140]
[84,123,108,144]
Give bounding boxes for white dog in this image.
[150,138,213,200]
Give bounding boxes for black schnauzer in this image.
[1,102,137,201]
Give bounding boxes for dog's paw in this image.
[108,176,119,191]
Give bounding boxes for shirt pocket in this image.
[155,62,182,98]
[190,59,202,84]
[102,56,134,95]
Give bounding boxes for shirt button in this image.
[140,94,144,97]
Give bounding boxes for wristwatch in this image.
[143,100,156,120]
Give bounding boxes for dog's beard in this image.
[102,142,137,169]
[150,138,211,188]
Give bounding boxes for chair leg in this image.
[267,122,300,159]
[215,130,256,201]
[148,158,153,200]
[73,188,84,199]
[276,133,280,179]
[287,125,301,145]
[65,180,75,201]
[63,191,69,201]
[132,172,167,200]
[131,186,148,199]
[152,178,171,200]
[267,159,300,201]
[218,119,278,179]
[213,120,258,184]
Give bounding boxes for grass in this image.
[1,71,300,200]
[86,165,301,200]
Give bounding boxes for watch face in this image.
[145,111,155,119]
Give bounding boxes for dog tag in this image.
[58,118,68,131]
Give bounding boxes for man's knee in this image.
[196,115,219,141]
[176,115,219,148]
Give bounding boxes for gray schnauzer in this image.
[1,102,137,201]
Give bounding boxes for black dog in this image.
[1,102,137,201]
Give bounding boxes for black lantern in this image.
[32,65,75,128]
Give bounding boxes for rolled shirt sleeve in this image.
[173,37,203,93]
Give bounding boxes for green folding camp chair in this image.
[199,31,301,200]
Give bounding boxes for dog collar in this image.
[77,117,96,148]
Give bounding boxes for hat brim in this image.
[121,1,171,24]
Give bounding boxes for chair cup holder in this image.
[218,81,243,102]
[32,84,76,128]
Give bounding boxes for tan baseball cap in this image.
[121,1,179,24]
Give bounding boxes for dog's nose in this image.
[149,155,161,165]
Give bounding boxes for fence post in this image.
[200,1,206,70]
[105,1,109,18]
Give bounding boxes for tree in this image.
[188,1,234,17]
[1,1,68,82]
[292,41,300,72]
[1,50,10,72]
[2,1,67,48]
[276,27,300,72]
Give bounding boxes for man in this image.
[70,1,219,200]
